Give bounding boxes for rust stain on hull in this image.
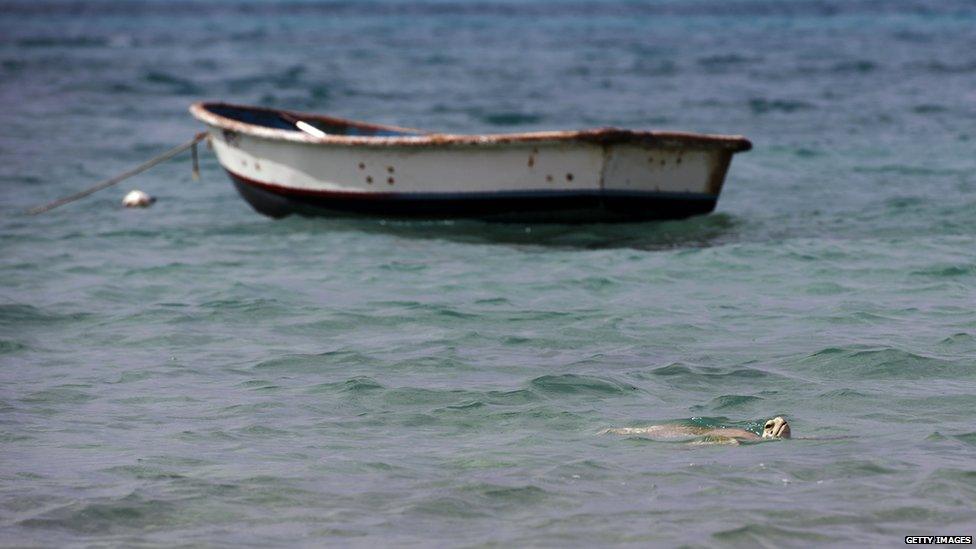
[706,151,734,196]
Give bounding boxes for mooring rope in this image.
[27,132,208,216]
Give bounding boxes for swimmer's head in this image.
[762,417,791,439]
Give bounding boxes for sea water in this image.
[2,1,975,545]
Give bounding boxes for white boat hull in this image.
[191,102,750,222]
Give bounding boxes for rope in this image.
[191,136,200,180]
[27,132,208,216]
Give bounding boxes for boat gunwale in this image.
[190,101,752,152]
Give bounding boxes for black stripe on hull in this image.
[227,171,718,223]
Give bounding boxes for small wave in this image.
[697,54,756,68]
[271,64,307,87]
[831,60,877,73]
[474,297,510,306]
[479,112,544,126]
[437,400,485,412]
[411,484,552,518]
[253,350,376,371]
[570,276,619,292]
[912,104,948,114]
[216,402,283,417]
[529,374,636,396]
[107,370,152,385]
[650,363,775,381]
[854,164,958,176]
[714,524,836,545]
[483,388,540,405]
[0,432,32,443]
[16,36,108,48]
[1,59,26,73]
[803,281,851,295]
[477,484,549,503]
[833,459,900,476]
[200,297,286,313]
[817,388,869,399]
[381,387,475,407]
[947,432,976,446]
[873,506,944,523]
[223,64,310,96]
[389,355,473,372]
[234,424,292,438]
[884,196,925,210]
[357,461,404,473]
[938,333,975,347]
[449,456,518,470]
[307,376,384,394]
[237,379,281,391]
[371,300,479,320]
[18,497,177,535]
[802,346,966,379]
[0,339,29,353]
[101,465,185,481]
[409,496,488,518]
[793,147,822,158]
[630,58,678,76]
[892,30,932,44]
[377,261,428,272]
[691,394,764,412]
[309,84,331,102]
[21,386,94,405]
[0,303,89,326]
[141,70,202,95]
[910,264,975,277]
[916,60,976,74]
[919,467,976,500]
[748,98,815,114]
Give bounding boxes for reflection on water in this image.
[266,212,740,251]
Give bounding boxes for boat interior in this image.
[196,101,751,151]
[206,103,420,137]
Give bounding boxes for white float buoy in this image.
[27,133,205,216]
[122,189,155,208]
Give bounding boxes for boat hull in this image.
[227,169,718,222]
[191,102,750,222]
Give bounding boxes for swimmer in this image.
[602,416,791,444]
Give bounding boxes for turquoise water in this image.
[3,1,976,545]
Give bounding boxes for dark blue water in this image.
[2,1,976,545]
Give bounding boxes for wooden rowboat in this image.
[190,102,751,222]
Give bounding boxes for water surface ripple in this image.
[2,0,976,546]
